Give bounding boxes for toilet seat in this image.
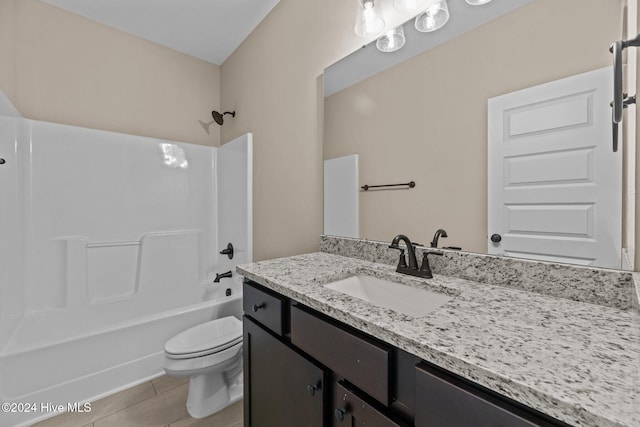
[165,316,242,360]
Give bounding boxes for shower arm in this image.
[610,33,640,152]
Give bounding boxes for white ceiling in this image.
[41,0,280,65]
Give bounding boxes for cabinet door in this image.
[415,363,550,427]
[244,316,325,427]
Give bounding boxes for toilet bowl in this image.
[164,316,243,418]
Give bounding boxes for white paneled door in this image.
[488,67,621,269]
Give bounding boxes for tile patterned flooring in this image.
[31,375,243,427]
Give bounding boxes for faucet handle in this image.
[397,248,407,268]
[389,244,408,269]
[419,251,443,278]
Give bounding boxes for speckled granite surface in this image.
[237,252,640,427]
[320,235,635,310]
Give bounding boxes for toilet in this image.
[164,316,243,418]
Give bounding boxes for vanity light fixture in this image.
[365,0,484,53]
[465,0,494,5]
[354,0,385,38]
[376,26,406,53]
[393,0,427,13]
[415,0,449,33]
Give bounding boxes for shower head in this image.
[211,110,236,125]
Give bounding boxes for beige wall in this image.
[220,0,394,261]
[0,0,220,146]
[2,0,408,262]
[2,0,634,265]
[324,0,624,254]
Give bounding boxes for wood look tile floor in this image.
[32,375,243,427]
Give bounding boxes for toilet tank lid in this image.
[165,316,242,356]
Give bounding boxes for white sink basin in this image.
[324,275,451,317]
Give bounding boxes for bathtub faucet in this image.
[213,271,233,283]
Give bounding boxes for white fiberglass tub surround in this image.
[0,94,252,427]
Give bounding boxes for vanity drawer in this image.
[333,382,404,427]
[290,305,390,405]
[243,281,284,336]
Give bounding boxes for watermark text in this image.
[1,402,91,414]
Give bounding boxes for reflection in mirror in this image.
[323,0,635,270]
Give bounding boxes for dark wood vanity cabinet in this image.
[243,280,567,427]
[243,317,326,427]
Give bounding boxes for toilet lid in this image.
[165,316,242,358]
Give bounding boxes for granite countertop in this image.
[237,252,640,427]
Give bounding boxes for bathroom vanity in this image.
[238,237,640,427]
[243,280,566,426]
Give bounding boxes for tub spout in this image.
[214,271,233,283]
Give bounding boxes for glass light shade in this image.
[465,0,493,4]
[393,0,427,13]
[376,26,406,53]
[354,0,385,38]
[415,0,449,32]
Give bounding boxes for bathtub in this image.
[0,275,243,427]
[0,101,252,427]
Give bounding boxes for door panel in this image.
[488,67,621,268]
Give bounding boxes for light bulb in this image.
[415,0,449,33]
[465,0,493,4]
[376,26,406,53]
[354,0,385,38]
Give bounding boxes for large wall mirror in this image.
[323,0,636,270]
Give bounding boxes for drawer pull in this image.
[307,382,321,396]
[252,303,266,312]
[334,407,349,422]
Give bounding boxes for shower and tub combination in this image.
[0,93,252,426]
